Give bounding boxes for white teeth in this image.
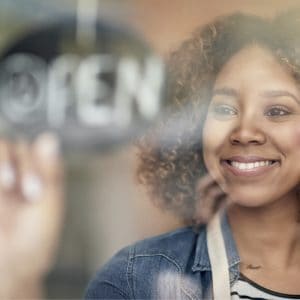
[230,160,273,170]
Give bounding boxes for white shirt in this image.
[231,274,300,300]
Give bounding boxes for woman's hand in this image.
[0,133,64,298]
[193,174,228,225]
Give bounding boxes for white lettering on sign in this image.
[47,54,79,127]
[113,56,163,127]
[0,53,165,128]
[75,54,116,126]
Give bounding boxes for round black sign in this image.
[0,17,165,150]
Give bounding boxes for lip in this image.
[221,156,280,177]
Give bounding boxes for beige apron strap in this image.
[207,212,231,300]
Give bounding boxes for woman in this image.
[85,11,300,299]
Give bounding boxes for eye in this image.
[211,104,237,116]
[265,106,291,117]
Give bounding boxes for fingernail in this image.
[219,183,227,192]
[22,173,43,202]
[0,162,15,190]
[36,133,60,159]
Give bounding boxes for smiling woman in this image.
[203,45,300,208]
[85,10,300,299]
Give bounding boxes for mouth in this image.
[221,156,280,177]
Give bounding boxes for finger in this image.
[17,140,43,202]
[194,186,227,224]
[196,173,217,192]
[202,193,228,222]
[32,133,63,185]
[0,140,16,192]
[213,193,229,212]
[205,185,226,201]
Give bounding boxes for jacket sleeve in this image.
[84,246,132,299]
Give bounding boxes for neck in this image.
[227,192,300,270]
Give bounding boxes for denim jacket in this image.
[85,214,240,299]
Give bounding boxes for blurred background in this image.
[0,0,299,298]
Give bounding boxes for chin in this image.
[230,199,268,208]
[226,190,275,208]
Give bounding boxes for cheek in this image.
[287,127,300,160]
[202,119,228,174]
[202,120,215,171]
[202,119,216,162]
[292,127,300,147]
[268,124,300,158]
[202,118,230,152]
[277,125,300,147]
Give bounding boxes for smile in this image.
[229,160,274,170]
[221,156,280,177]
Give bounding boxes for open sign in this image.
[0,52,164,128]
[0,18,166,148]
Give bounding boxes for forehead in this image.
[213,45,296,91]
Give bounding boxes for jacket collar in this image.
[192,211,240,278]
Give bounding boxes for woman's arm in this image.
[85,247,132,300]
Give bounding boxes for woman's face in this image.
[202,45,300,207]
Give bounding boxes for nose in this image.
[229,116,266,146]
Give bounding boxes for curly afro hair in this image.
[137,10,300,223]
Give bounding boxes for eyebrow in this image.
[212,87,300,105]
[260,90,300,105]
[212,87,239,98]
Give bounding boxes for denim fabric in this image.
[85,214,240,299]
